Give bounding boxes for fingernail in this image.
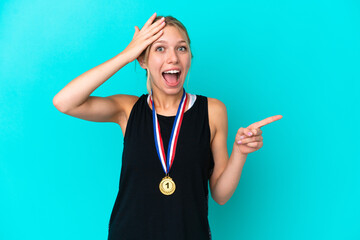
[248,132,252,136]
[237,140,242,144]
[161,17,165,20]
[240,136,245,140]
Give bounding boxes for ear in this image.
[137,55,147,69]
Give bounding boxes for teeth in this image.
[163,70,180,74]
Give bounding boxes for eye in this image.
[178,46,187,51]
[155,46,164,52]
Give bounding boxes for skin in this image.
[53,12,283,205]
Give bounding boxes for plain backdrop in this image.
[0,0,359,239]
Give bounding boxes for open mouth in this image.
[162,70,181,86]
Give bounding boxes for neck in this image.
[151,88,185,113]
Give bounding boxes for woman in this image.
[53,13,282,239]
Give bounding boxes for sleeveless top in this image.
[107,93,215,240]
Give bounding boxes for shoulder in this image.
[109,94,140,105]
[207,97,228,124]
[108,94,141,127]
[206,97,228,142]
[207,97,227,113]
[108,94,140,113]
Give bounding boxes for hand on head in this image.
[122,13,166,63]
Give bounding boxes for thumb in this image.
[134,26,140,35]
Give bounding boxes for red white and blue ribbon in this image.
[150,89,188,174]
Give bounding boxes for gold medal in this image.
[159,175,176,195]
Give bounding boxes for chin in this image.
[163,86,184,96]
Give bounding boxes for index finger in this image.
[142,12,157,29]
[249,115,283,129]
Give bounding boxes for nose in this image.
[166,48,179,64]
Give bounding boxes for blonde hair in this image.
[138,16,193,94]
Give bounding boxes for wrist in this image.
[116,51,132,65]
[233,142,248,158]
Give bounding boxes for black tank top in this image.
[108,94,214,240]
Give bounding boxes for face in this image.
[146,26,191,95]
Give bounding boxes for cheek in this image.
[148,57,164,71]
[182,55,191,69]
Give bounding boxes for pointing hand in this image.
[235,115,283,155]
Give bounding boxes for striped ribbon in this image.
[150,89,188,174]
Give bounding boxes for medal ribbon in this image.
[150,89,188,174]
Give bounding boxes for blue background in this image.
[1,0,359,239]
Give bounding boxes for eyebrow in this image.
[153,40,187,44]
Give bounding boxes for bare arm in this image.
[52,51,138,129]
[52,52,131,114]
[209,98,283,205]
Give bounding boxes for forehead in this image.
[153,26,188,44]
